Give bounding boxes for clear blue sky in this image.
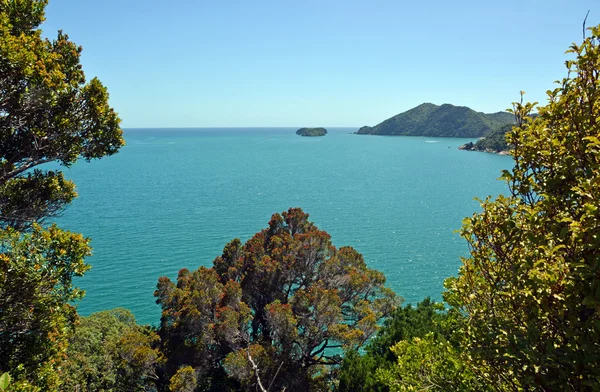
[43,0,597,128]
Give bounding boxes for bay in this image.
[54,127,511,325]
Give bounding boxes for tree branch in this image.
[266,361,284,392]
[246,348,267,392]
[0,157,54,184]
[583,10,590,40]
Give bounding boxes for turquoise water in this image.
[54,128,511,325]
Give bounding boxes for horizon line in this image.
[122,126,363,130]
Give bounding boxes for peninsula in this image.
[459,123,513,154]
[296,127,327,137]
[357,103,513,138]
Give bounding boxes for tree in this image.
[376,333,485,392]
[61,308,163,392]
[0,0,124,229]
[0,224,91,390]
[169,366,198,392]
[0,0,124,388]
[444,25,600,390]
[155,208,398,391]
[337,298,459,392]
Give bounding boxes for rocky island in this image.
[296,127,327,137]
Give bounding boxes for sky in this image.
[42,0,598,128]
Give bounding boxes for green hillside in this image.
[357,103,513,138]
[460,123,513,153]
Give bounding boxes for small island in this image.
[296,127,327,137]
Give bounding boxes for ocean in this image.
[54,127,511,325]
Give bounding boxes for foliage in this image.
[0,0,124,229]
[366,298,452,361]
[296,127,327,137]
[61,308,163,392]
[0,0,124,389]
[0,373,11,392]
[444,25,600,390]
[155,208,398,391]
[337,298,455,392]
[357,103,513,138]
[169,366,198,392]
[337,350,382,392]
[376,334,485,392]
[474,123,512,152]
[0,224,91,390]
[460,123,513,153]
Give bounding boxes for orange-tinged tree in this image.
[156,208,398,391]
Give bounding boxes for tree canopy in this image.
[337,298,455,392]
[0,224,91,390]
[0,1,124,389]
[61,308,163,392]
[155,208,398,391]
[444,25,600,390]
[0,0,124,229]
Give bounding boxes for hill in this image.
[357,103,514,138]
[296,127,327,137]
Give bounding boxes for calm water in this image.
[54,128,511,325]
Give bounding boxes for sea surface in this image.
[54,127,511,325]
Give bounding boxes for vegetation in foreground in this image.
[155,207,397,391]
[0,0,124,389]
[2,1,600,391]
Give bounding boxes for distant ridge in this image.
[357,103,514,138]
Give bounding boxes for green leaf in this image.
[0,372,11,392]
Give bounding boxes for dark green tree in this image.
[155,208,398,391]
[444,25,600,390]
[61,308,163,392]
[337,298,457,392]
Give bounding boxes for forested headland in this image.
[356,103,513,138]
[458,123,513,154]
[2,1,600,391]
